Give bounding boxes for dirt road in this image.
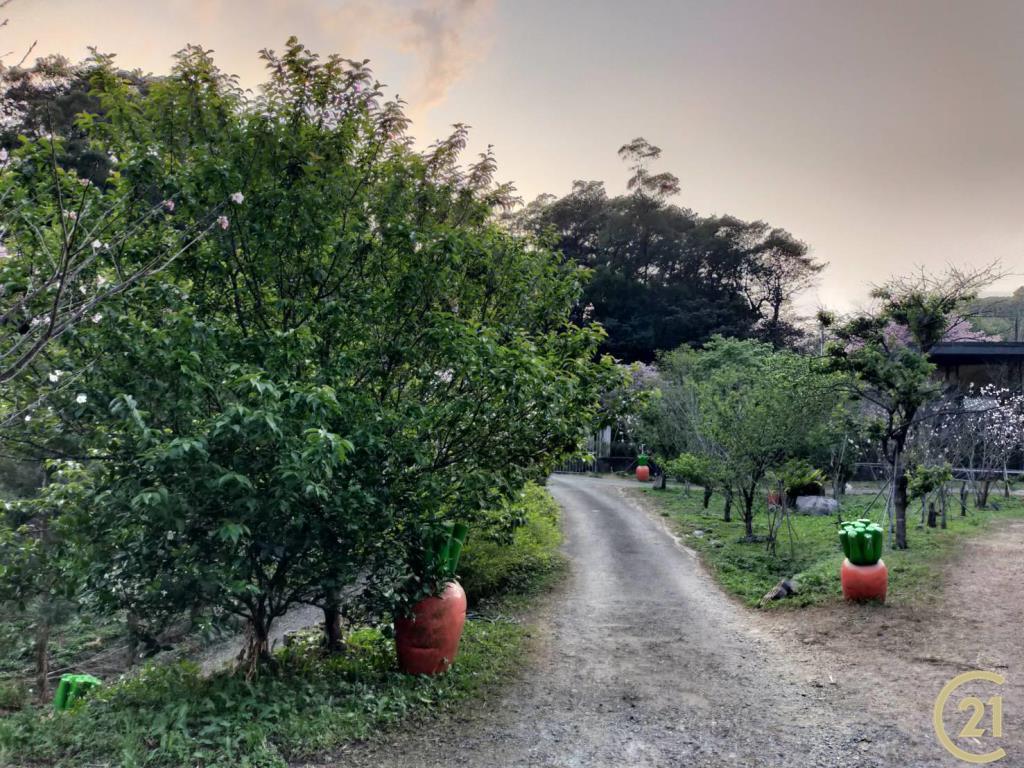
[328,475,957,767]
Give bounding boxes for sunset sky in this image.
[7,0,1024,310]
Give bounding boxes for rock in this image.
[795,496,838,515]
[758,578,799,607]
[691,529,704,538]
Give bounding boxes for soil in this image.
[303,475,991,767]
[758,518,1024,766]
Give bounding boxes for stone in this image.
[795,496,838,515]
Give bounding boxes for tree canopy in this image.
[515,139,824,361]
[0,40,616,664]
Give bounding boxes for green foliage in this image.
[0,39,612,660]
[0,486,565,766]
[0,621,523,767]
[663,453,711,485]
[677,338,846,534]
[0,680,25,712]
[459,483,565,605]
[824,266,998,548]
[645,486,1024,607]
[838,520,884,566]
[777,459,826,499]
[514,143,823,362]
[907,464,954,500]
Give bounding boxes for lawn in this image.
[643,485,1024,608]
[0,482,564,768]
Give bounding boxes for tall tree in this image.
[517,139,824,361]
[824,266,1001,549]
[2,40,616,665]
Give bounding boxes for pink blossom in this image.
[217,215,230,231]
[162,199,175,212]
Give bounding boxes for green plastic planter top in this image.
[636,453,649,467]
[839,519,884,566]
[53,673,102,711]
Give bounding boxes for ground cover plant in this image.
[0,481,563,767]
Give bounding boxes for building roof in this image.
[930,341,1024,365]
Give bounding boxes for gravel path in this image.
[322,475,944,767]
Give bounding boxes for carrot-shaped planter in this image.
[395,580,467,675]
[636,454,650,482]
[838,519,887,602]
[396,522,470,675]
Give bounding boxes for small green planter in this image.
[838,519,884,566]
[53,673,101,711]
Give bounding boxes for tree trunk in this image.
[126,611,140,669]
[894,466,909,549]
[940,489,948,530]
[658,472,667,490]
[960,482,968,516]
[241,613,271,675]
[927,501,937,528]
[703,486,713,509]
[723,490,732,522]
[977,479,991,508]
[743,490,755,539]
[35,618,49,704]
[323,601,342,653]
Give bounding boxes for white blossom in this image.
[76,393,87,404]
[229,191,245,204]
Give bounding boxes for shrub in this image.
[458,483,565,604]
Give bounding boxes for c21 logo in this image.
[933,671,1006,764]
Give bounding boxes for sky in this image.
[6,0,1024,311]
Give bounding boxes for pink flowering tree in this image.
[824,265,1002,549]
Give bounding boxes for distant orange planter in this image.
[636,465,650,482]
[395,581,467,675]
[841,558,888,602]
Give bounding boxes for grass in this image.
[643,485,1024,608]
[0,612,125,679]
[0,482,564,767]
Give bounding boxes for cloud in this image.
[317,0,494,115]
[398,0,494,112]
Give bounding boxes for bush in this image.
[0,680,24,713]
[0,622,522,767]
[458,483,565,605]
[0,486,567,767]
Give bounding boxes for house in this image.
[930,341,1024,391]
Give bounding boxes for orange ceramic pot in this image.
[841,558,888,603]
[395,581,467,675]
[636,465,650,482]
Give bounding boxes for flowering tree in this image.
[930,385,1024,508]
[8,40,613,667]
[824,265,1001,549]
